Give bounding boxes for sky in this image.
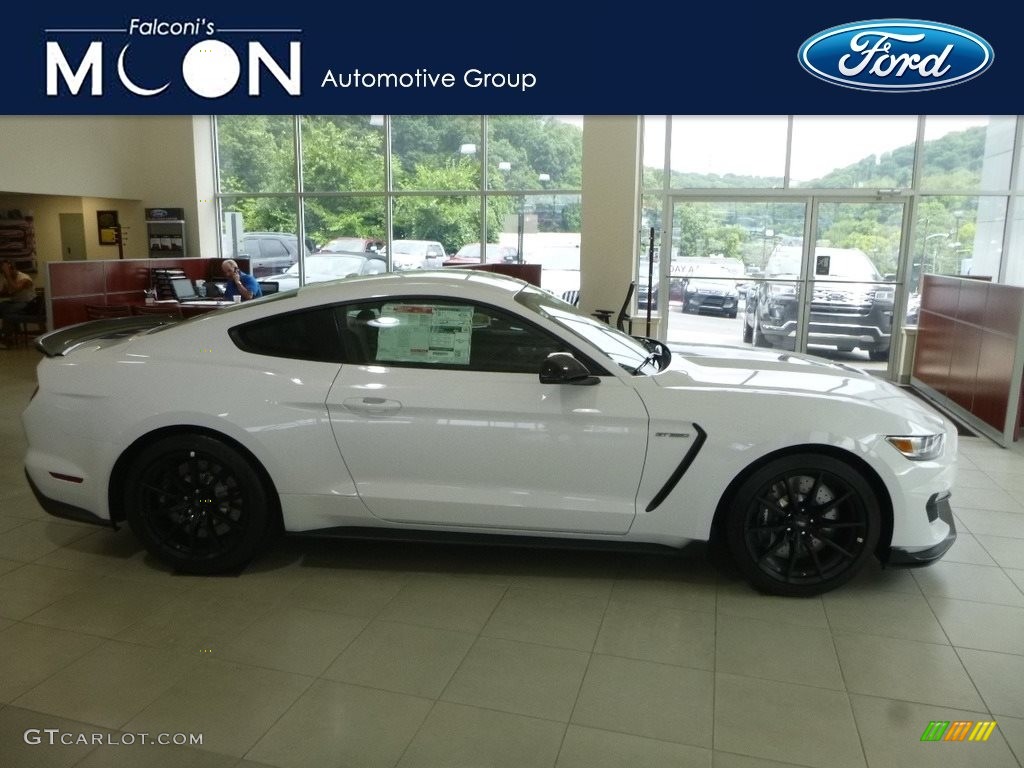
[642,115,991,181]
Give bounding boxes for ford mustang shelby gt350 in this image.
[22,271,957,596]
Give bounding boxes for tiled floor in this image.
[1,345,1023,768]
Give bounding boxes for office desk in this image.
[177,300,235,317]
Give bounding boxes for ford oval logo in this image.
[799,19,994,92]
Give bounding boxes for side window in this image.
[338,299,567,373]
[230,307,343,362]
[262,238,289,258]
[240,239,261,258]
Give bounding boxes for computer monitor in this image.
[170,277,198,301]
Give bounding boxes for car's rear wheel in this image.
[868,348,890,361]
[124,434,276,574]
[742,319,753,343]
[725,454,879,596]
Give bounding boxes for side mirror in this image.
[634,336,672,370]
[540,352,599,386]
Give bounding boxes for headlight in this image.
[872,286,896,302]
[886,434,944,461]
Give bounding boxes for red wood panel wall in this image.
[442,263,543,287]
[913,275,1024,436]
[48,258,249,329]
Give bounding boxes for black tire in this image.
[868,348,890,362]
[742,319,753,344]
[725,453,880,596]
[124,433,276,575]
[752,316,771,348]
[727,311,737,319]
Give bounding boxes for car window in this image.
[338,298,569,374]
[240,239,262,258]
[230,307,343,363]
[262,238,289,258]
[515,285,652,373]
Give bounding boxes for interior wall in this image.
[80,198,148,260]
[0,117,145,198]
[0,115,212,280]
[0,194,89,289]
[136,117,204,258]
[579,117,642,318]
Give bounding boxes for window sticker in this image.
[376,303,473,365]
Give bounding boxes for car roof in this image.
[295,269,527,299]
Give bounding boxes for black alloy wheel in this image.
[124,434,275,574]
[726,454,879,596]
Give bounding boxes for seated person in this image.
[0,260,36,349]
[221,259,262,302]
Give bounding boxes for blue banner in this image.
[0,1,1015,114]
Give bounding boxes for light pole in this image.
[923,232,948,291]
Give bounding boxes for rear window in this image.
[230,306,343,363]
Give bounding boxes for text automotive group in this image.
[320,68,537,91]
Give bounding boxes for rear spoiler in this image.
[35,316,175,357]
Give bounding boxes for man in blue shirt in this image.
[221,259,262,302]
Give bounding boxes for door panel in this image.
[327,366,649,534]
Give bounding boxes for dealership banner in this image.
[0,1,1016,114]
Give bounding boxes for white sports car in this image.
[22,271,957,596]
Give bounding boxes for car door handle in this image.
[342,396,402,416]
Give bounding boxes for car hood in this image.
[656,343,947,432]
[688,279,737,293]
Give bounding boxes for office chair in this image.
[592,281,635,333]
[6,288,47,347]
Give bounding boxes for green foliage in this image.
[216,115,584,250]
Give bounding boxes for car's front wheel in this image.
[751,315,771,348]
[124,434,277,574]
[725,453,880,596]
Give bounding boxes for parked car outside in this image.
[681,265,741,318]
[445,243,519,265]
[258,254,387,292]
[743,246,894,360]
[318,237,384,255]
[384,240,447,270]
[231,232,311,277]
[25,272,957,597]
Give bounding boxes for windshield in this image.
[322,238,368,253]
[393,241,428,255]
[767,247,882,281]
[514,285,656,374]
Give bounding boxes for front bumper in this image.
[759,297,892,351]
[886,492,956,567]
[685,294,738,315]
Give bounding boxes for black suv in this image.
[743,247,895,360]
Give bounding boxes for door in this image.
[58,213,86,261]
[326,298,649,534]
[658,197,909,372]
[804,200,909,370]
[646,199,809,349]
